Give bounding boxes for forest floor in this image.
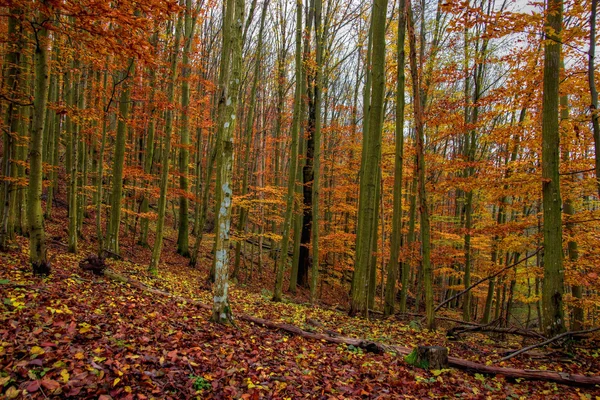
[1,204,600,399]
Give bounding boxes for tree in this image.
[212,0,244,323]
[273,0,302,302]
[149,14,183,275]
[406,0,434,329]
[350,0,388,317]
[106,63,133,257]
[177,0,196,258]
[28,4,51,273]
[541,0,565,337]
[384,0,406,317]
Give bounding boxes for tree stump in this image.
[414,346,448,369]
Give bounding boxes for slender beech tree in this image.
[0,9,23,250]
[273,0,303,302]
[541,0,565,336]
[406,0,434,329]
[310,0,324,304]
[350,0,388,316]
[233,0,270,280]
[29,6,51,273]
[139,32,159,247]
[149,14,183,275]
[297,0,316,288]
[589,0,600,198]
[177,0,195,257]
[67,62,80,253]
[212,0,244,323]
[106,62,133,257]
[384,0,406,317]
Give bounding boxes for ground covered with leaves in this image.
[1,215,600,399]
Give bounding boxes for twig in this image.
[500,327,600,361]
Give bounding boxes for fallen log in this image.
[101,269,600,387]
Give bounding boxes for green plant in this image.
[404,348,428,369]
[190,375,211,391]
[346,344,363,355]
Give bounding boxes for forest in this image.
[1,0,600,398]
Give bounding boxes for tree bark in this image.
[541,0,565,337]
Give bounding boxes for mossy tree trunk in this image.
[407,0,434,329]
[149,14,183,275]
[384,0,406,317]
[541,0,565,337]
[28,7,51,272]
[106,61,134,257]
[273,0,302,302]
[350,0,388,316]
[212,0,244,324]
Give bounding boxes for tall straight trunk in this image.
[45,54,60,220]
[297,0,316,288]
[407,0,434,329]
[350,0,388,316]
[0,9,22,250]
[177,0,195,257]
[212,0,244,323]
[29,11,51,273]
[310,0,325,304]
[96,64,110,254]
[273,0,302,302]
[541,0,565,337]
[139,34,159,246]
[76,72,88,236]
[384,0,406,316]
[589,0,600,198]
[68,64,81,253]
[106,61,134,257]
[233,0,269,280]
[17,52,30,237]
[149,15,183,274]
[560,91,583,330]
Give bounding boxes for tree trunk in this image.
[541,0,565,337]
[28,9,51,273]
[149,15,183,275]
[106,61,134,257]
[273,0,302,302]
[212,0,244,323]
[384,0,406,316]
[407,0,434,329]
[350,0,388,316]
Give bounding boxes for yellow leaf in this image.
[5,386,20,399]
[30,346,45,355]
[125,386,132,393]
[75,352,85,360]
[113,377,121,387]
[60,369,70,383]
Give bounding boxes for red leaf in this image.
[26,380,40,393]
[41,379,60,391]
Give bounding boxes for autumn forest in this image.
[1,0,600,398]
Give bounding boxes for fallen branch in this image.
[500,327,600,361]
[435,248,542,312]
[101,269,600,387]
[396,312,482,327]
[448,323,547,340]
